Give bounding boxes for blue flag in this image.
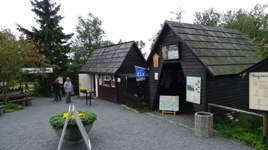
[135,66,146,81]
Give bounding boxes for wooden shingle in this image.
[166,21,263,76]
[80,41,136,74]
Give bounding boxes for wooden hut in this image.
[79,41,146,103]
[145,21,264,112]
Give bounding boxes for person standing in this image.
[64,77,73,103]
[52,78,61,102]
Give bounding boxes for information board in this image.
[186,76,201,104]
[159,95,179,111]
[249,72,268,111]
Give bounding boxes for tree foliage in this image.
[194,8,221,27]
[194,4,268,58]
[16,0,73,96]
[17,0,73,77]
[72,13,112,65]
[0,29,50,103]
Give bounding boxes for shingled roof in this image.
[158,21,263,76]
[80,41,136,74]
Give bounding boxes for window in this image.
[102,75,111,87]
[111,76,115,88]
[162,43,179,60]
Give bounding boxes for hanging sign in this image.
[153,53,160,68]
[249,72,268,111]
[186,76,201,104]
[162,43,179,60]
[135,66,146,81]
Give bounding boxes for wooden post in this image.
[263,112,267,145]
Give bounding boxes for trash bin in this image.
[195,111,213,137]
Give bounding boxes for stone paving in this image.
[0,96,256,150]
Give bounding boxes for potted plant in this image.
[49,111,97,143]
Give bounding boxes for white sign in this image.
[159,96,179,111]
[21,68,53,74]
[186,76,201,104]
[154,73,158,80]
[117,78,121,83]
[249,72,268,111]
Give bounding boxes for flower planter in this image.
[50,111,97,144]
[52,122,94,143]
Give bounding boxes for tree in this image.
[194,8,221,27]
[72,13,110,65]
[17,0,73,96]
[17,0,72,76]
[136,40,147,57]
[0,29,50,103]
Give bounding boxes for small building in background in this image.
[79,41,146,103]
[145,21,264,112]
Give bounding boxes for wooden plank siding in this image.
[117,46,145,74]
[148,26,207,111]
[206,74,249,110]
[98,85,117,103]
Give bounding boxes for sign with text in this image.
[159,95,179,111]
[162,44,179,60]
[135,66,146,81]
[186,76,201,104]
[249,72,268,111]
[21,68,53,74]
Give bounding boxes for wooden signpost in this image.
[57,105,92,150]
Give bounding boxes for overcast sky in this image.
[1,0,267,56]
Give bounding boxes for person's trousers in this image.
[65,92,71,103]
[53,92,61,101]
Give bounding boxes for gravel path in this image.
[0,96,255,150]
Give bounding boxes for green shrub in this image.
[3,103,21,112]
[49,111,97,129]
[214,112,267,150]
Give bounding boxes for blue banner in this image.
[135,66,146,81]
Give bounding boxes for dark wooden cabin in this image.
[79,41,146,103]
[145,21,263,112]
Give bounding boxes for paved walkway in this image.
[0,96,255,150]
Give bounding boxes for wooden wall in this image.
[206,74,249,110]
[98,85,117,103]
[148,25,207,111]
[117,46,145,74]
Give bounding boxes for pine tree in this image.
[17,0,73,77]
[17,0,73,96]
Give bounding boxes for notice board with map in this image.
[249,72,268,111]
[159,95,179,111]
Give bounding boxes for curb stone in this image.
[121,105,140,113]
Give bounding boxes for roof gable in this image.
[162,21,263,76]
[80,41,137,74]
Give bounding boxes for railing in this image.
[208,103,262,117]
[124,93,149,111]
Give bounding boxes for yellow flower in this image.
[62,112,85,119]
[80,87,88,91]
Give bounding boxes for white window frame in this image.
[102,75,111,87]
[111,76,115,88]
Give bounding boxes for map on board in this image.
[249,72,268,111]
[159,96,179,111]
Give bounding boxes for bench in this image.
[8,97,32,106]
[0,94,33,106]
